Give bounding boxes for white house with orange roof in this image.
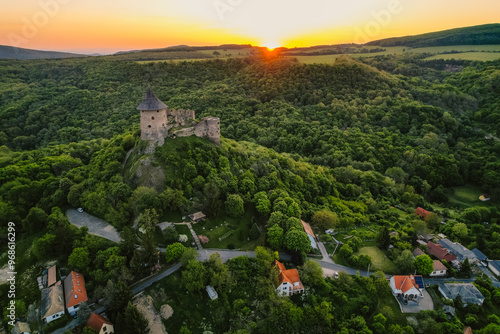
[274,260,305,297]
[301,220,318,249]
[87,313,114,334]
[64,271,88,315]
[390,275,424,301]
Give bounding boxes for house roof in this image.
[157,221,174,231]
[439,283,485,305]
[415,207,430,218]
[41,282,64,319]
[471,248,488,261]
[427,241,457,262]
[442,305,456,316]
[14,321,31,333]
[413,248,425,257]
[274,261,304,290]
[136,87,168,111]
[301,220,316,240]
[392,275,422,294]
[64,271,88,308]
[438,239,476,262]
[433,260,447,271]
[489,260,500,271]
[188,212,206,221]
[463,326,472,334]
[47,265,57,287]
[87,313,112,332]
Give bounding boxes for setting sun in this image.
[263,41,281,50]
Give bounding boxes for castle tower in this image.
[137,88,168,142]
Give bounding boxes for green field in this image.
[424,52,500,61]
[448,183,494,209]
[191,211,265,250]
[357,246,397,273]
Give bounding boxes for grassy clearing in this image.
[426,285,444,311]
[376,290,407,325]
[197,48,254,58]
[173,224,194,246]
[448,183,494,209]
[191,210,264,250]
[411,45,500,53]
[146,270,215,334]
[358,246,397,273]
[425,52,500,61]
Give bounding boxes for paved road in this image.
[67,209,122,243]
[318,242,334,264]
[131,263,183,294]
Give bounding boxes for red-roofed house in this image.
[301,220,318,249]
[415,207,430,219]
[64,271,88,315]
[390,275,423,300]
[86,313,114,334]
[274,260,304,297]
[427,241,457,262]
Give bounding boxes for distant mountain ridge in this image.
[0,45,87,60]
[366,23,500,47]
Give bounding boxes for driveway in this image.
[67,209,122,243]
[395,290,434,313]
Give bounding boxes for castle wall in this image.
[140,107,220,145]
[194,117,221,145]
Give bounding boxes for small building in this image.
[438,239,477,263]
[442,305,456,317]
[479,194,490,202]
[206,285,218,300]
[427,241,457,262]
[47,265,57,288]
[389,231,399,237]
[413,248,425,258]
[157,221,174,232]
[41,282,65,324]
[415,207,430,219]
[488,260,500,276]
[11,321,31,334]
[301,220,318,249]
[430,260,447,277]
[86,313,114,334]
[64,271,88,315]
[274,260,304,297]
[188,212,206,223]
[390,275,424,301]
[438,283,485,306]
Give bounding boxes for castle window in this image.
[151,116,155,120]
[148,125,152,128]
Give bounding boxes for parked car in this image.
[77,208,84,213]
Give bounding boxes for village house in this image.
[415,207,431,219]
[11,321,31,334]
[437,239,477,263]
[389,275,424,301]
[41,281,65,324]
[86,313,114,334]
[274,260,304,296]
[430,260,447,277]
[471,248,489,263]
[426,241,457,262]
[47,265,57,288]
[413,248,425,258]
[188,211,206,223]
[64,271,88,315]
[301,220,318,249]
[438,283,485,306]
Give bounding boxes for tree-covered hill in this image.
[0,44,87,60]
[366,24,500,47]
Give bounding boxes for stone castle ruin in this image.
[138,88,220,145]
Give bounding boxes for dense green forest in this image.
[1,51,500,333]
[366,24,500,47]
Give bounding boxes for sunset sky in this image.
[1,0,499,54]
